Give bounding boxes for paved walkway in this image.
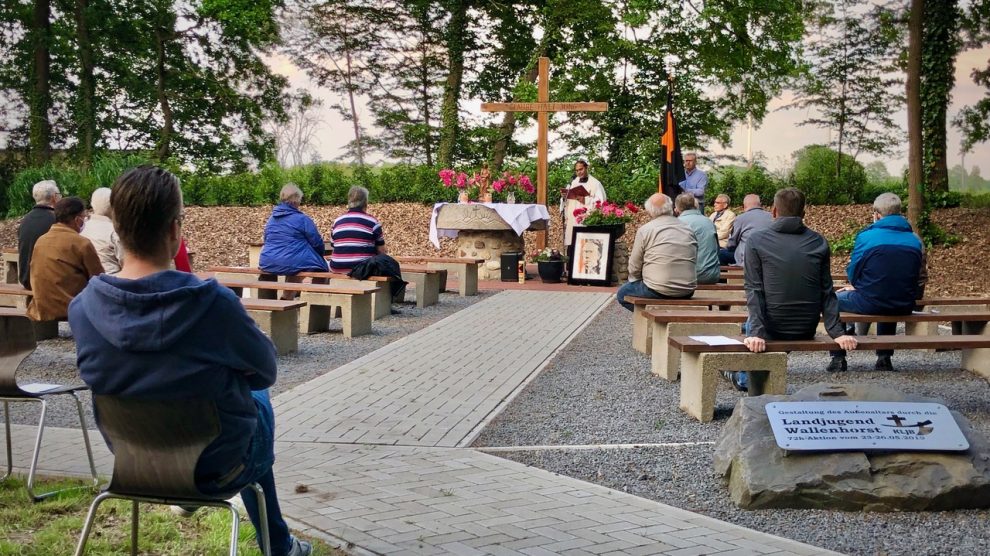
[5,291,839,555]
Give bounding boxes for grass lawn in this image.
[0,477,341,555]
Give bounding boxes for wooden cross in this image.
[481,57,608,249]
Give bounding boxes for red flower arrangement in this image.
[574,200,638,226]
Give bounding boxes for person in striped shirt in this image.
[329,186,386,273]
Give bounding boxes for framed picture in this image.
[568,228,616,286]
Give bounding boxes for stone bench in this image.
[206,274,379,338]
[647,309,990,382]
[318,257,444,309]
[629,295,990,357]
[626,296,749,356]
[393,256,483,296]
[241,299,307,355]
[208,266,394,321]
[668,334,990,423]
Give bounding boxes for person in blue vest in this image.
[827,193,924,373]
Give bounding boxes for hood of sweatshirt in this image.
[73,270,218,352]
[870,214,914,233]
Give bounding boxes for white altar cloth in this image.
[429,202,551,248]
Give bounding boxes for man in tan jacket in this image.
[27,197,104,321]
[709,193,736,249]
[617,193,697,310]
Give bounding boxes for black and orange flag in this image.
[659,82,686,199]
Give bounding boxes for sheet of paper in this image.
[689,335,744,346]
[20,383,62,394]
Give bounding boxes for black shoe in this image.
[875,356,895,372]
[390,307,402,315]
[826,356,847,373]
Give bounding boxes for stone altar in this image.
[432,203,549,281]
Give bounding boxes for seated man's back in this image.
[69,165,310,556]
[329,186,386,274]
[28,196,104,321]
[71,271,275,477]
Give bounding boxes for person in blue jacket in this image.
[259,184,328,293]
[69,165,311,556]
[828,192,924,373]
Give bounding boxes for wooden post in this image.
[481,57,608,251]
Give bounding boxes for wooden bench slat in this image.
[241,299,307,311]
[645,309,990,323]
[669,334,990,351]
[394,256,484,264]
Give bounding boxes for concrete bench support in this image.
[652,322,740,381]
[678,351,787,423]
[401,271,440,308]
[427,262,479,296]
[961,348,990,379]
[299,291,373,338]
[633,303,712,355]
[248,309,299,355]
[329,278,391,320]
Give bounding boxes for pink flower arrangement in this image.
[492,171,535,195]
[575,200,638,226]
[438,168,470,190]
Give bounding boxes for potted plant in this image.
[531,247,568,283]
[572,200,638,238]
[492,171,535,204]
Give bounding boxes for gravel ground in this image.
[473,302,990,556]
[7,290,492,429]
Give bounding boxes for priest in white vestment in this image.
[563,159,607,247]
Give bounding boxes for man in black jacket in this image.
[17,180,61,289]
[727,188,857,391]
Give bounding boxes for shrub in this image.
[708,164,781,208]
[7,153,151,217]
[790,145,866,205]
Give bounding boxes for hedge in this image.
[1,153,970,219]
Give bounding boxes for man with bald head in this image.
[616,193,697,310]
[724,193,772,267]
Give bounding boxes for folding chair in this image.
[0,314,98,501]
[74,396,271,556]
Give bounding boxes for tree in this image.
[270,92,324,168]
[284,0,387,166]
[920,0,961,194]
[906,0,923,230]
[786,0,904,178]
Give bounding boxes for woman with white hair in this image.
[258,184,328,288]
[81,187,122,274]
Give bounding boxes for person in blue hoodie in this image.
[827,192,924,373]
[259,184,327,299]
[69,166,311,556]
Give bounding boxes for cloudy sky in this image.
[271,43,990,177]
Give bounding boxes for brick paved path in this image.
[4,291,838,555]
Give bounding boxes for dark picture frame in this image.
[567,227,617,286]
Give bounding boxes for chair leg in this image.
[131,500,139,556]
[2,401,11,482]
[249,482,271,556]
[25,398,47,501]
[74,491,113,556]
[227,503,241,556]
[71,392,100,489]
